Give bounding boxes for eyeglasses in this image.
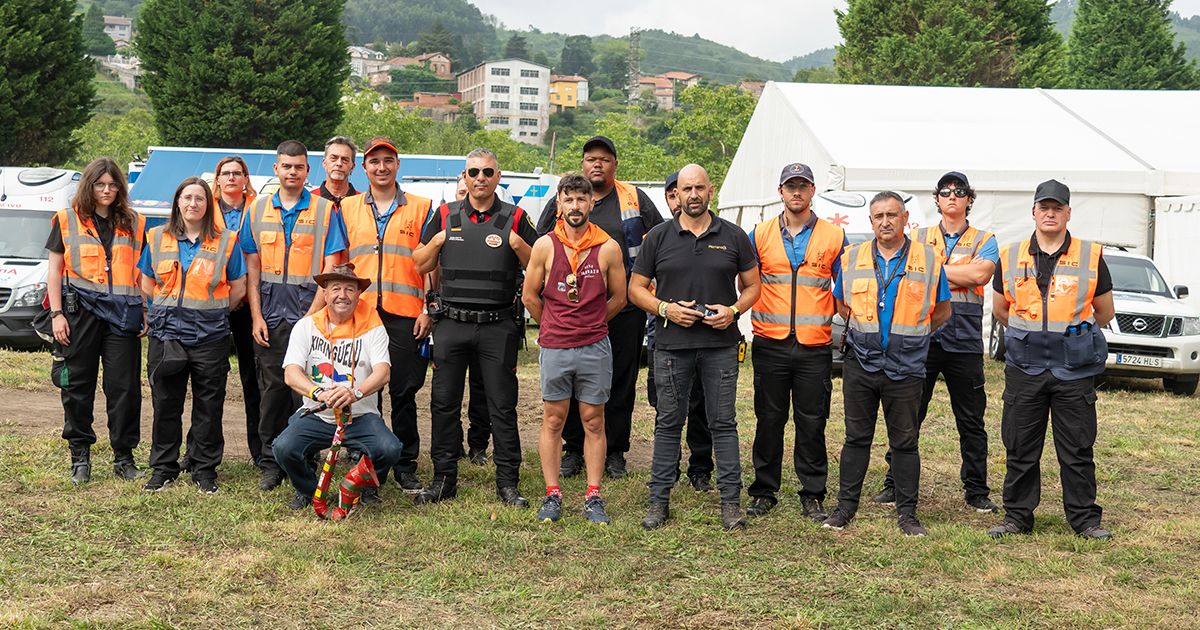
[218,170,245,179]
[93,182,120,191]
[467,167,496,178]
[565,273,579,303]
[179,194,207,204]
[938,188,969,198]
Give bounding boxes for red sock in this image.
[546,485,561,497]
[586,485,601,499]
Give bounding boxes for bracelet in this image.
[308,386,322,402]
[730,305,741,318]
[657,300,668,318]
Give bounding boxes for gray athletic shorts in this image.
[539,337,613,404]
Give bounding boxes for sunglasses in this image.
[938,188,969,198]
[467,167,496,178]
[565,273,579,303]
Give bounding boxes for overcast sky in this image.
[472,0,1200,62]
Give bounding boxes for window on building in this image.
[490,116,509,124]
[520,69,539,78]
[519,87,539,95]
[531,132,539,137]
[490,85,510,93]
[566,95,573,102]
[490,101,509,109]
[519,102,538,111]
[519,118,538,127]
[490,67,510,76]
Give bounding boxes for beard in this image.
[565,212,587,228]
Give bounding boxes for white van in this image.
[0,167,81,348]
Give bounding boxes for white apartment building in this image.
[348,46,387,78]
[457,58,551,145]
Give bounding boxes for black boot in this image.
[70,446,91,485]
[113,452,145,481]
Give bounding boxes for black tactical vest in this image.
[439,200,521,309]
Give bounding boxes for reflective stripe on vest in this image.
[147,226,235,310]
[912,225,991,305]
[839,240,940,337]
[58,207,145,296]
[1001,238,1100,334]
[341,192,431,317]
[248,195,332,286]
[213,191,256,232]
[750,215,844,344]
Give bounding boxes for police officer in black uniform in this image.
[414,148,538,507]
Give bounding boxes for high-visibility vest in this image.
[213,191,256,232]
[145,226,236,310]
[839,239,942,379]
[751,215,844,345]
[999,236,1106,379]
[56,207,146,297]
[247,194,333,287]
[912,224,994,353]
[341,190,431,317]
[613,180,642,260]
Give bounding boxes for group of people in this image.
[48,134,1113,540]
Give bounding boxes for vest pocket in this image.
[1004,326,1029,366]
[1063,329,1106,370]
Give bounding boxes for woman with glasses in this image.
[138,177,247,493]
[45,157,148,484]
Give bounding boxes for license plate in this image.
[1114,353,1163,368]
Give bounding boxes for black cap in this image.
[937,171,969,189]
[1034,179,1070,205]
[664,171,679,191]
[778,162,814,186]
[582,135,617,159]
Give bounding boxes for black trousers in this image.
[562,307,644,456]
[466,357,491,453]
[883,342,990,500]
[148,337,229,480]
[1000,365,1102,533]
[429,317,522,490]
[228,305,263,463]
[836,356,924,515]
[749,337,832,501]
[379,312,429,478]
[254,321,301,473]
[648,347,714,478]
[54,307,141,457]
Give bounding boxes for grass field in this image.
[2,343,1199,629]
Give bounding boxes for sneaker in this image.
[800,497,828,522]
[604,452,628,479]
[583,495,611,525]
[258,469,284,491]
[289,490,312,510]
[142,473,177,492]
[396,472,424,494]
[967,496,999,513]
[1079,525,1112,541]
[721,503,747,530]
[898,513,928,537]
[822,509,854,530]
[537,494,563,523]
[559,450,584,478]
[745,496,776,517]
[194,478,219,494]
[688,475,714,493]
[871,487,896,506]
[468,449,489,466]
[359,486,380,504]
[987,521,1028,539]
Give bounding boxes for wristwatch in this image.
[353,388,365,401]
[730,305,741,319]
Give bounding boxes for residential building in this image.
[348,46,387,78]
[661,70,701,88]
[374,51,454,86]
[738,80,766,98]
[394,92,461,123]
[98,54,142,91]
[416,52,453,80]
[637,75,675,111]
[102,16,132,43]
[549,75,589,112]
[457,58,551,145]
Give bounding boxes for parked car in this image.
[989,247,1200,395]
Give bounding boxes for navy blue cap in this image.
[664,171,679,191]
[778,162,814,186]
[1034,179,1070,205]
[937,171,970,189]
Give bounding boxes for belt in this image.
[443,304,518,324]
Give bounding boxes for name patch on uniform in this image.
[485,234,503,248]
[707,244,727,251]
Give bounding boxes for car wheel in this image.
[1163,375,1199,396]
[988,319,1006,361]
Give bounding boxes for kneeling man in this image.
[275,264,401,512]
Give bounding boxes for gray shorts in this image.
[539,337,613,404]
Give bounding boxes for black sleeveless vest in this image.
[439,200,521,309]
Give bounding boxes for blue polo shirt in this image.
[748,212,849,278]
[833,244,952,349]
[943,231,1000,266]
[238,188,349,255]
[364,189,404,234]
[138,234,247,282]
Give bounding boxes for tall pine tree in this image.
[82,5,117,57]
[0,0,95,165]
[137,0,349,148]
[1067,0,1199,89]
[504,33,529,60]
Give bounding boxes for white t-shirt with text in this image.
[282,314,391,424]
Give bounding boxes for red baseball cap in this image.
[363,136,399,158]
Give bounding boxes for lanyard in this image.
[872,238,910,309]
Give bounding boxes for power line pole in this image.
[626,27,641,104]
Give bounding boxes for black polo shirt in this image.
[313,180,359,208]
[633,213,756,350]
[992,231,1112,297]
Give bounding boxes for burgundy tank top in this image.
[539,233,609,349]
